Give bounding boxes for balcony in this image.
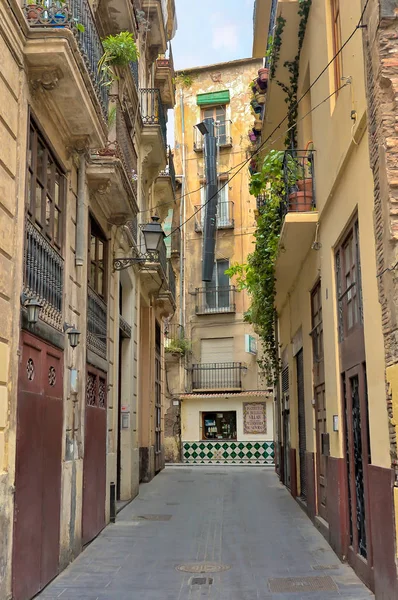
[87,286,107,359]
[194,120,232,152]
[194,201,234,232]
[141,0,175,57]
[87,101,138,221]
[195,286,236,315]
[275,149,318,310]
[95,0,137,37]
[191,363,243,392]
[22,0,108,147]
[155,148,177,220]
[125,214,138,249]
[154,46,176,108]
[140,88,168,182]
[23,219,64,332]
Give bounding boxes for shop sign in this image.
[243,402,267,434]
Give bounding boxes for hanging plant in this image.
[174,72,195,88]
[270,16,286,79]
[99,31,139,86]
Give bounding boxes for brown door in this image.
[82,366,107,545]
[311,281,327,521]
[154,322,162,473]
[13,332,63,600]
[336,219,372,586]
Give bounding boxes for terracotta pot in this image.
[297,178,312,193]
[288,191,313,212]
[255,93,266,105]
[254,119,262,131]
[27,5,43,20]
[249,131,257,142]
[258,67,269,82]
[256,78,268,91]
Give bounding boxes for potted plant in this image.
[98,31,140,85]
[253,119,262,132]
[258,67,269,82]
[26,0,44,21]
[165,336,190,357]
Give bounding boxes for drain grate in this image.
[312,564,340,571]
[191,577,213,586]
[176,563,231,573]
[136,514,172,521]
[268,576,337,593]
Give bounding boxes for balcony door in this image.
[200,178,229,228]
[205,259,230,311]
[200,337,234,389]
[202,104,227,144]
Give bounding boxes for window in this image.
[27,119,65,250]
[88,216,107,298]
[311,282,324,363]
[200,178,230,227]
[202,105,228,145]
[330,0,342,92]
[205,259,230,311]
[335,220,363,341]
[202,411,237,440]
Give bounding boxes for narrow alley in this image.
[36,467,373,600]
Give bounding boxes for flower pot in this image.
[27,5,43,20]
[249,132,257,142]
[297,178,312,193]
[288,191,313,212]
[255,93,266,105]
[250,99,262,113]
[51,11,67,27]
[254,119,262,131]
[256,78,268,91]
[258,67,269,82]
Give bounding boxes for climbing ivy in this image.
[269,16,286,79]
[226,150,286,384]
[276,0,312,147]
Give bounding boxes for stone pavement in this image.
[36,466,374,600]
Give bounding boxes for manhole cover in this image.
[136,514,172,521]
[176,563,231,573]
[312,564,340,571]
[268,576,337,593]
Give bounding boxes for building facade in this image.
[252,0,398,597]
[0,0,177,598]
[165,59,274,466]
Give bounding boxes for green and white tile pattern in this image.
[183,441,275,464]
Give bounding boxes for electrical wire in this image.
[164,1,369,238]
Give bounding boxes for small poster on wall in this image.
[243,402,267,434]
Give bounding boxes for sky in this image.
[167,0,255,145]
[172,0,255,70]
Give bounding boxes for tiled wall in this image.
[183,441,275,464]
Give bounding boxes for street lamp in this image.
[63,323,81,349]
[20,292,42,326]
[113,215,166,271]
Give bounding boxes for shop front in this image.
[181,392,274,464]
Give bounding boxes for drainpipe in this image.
[179,87,186,332]
[75,153,86,267]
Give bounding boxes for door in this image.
[155,322,162,473]
[296,349,306,499]
[82,366,107,545]
[311,281,328,521]
[200,337,234,388]
[281,366,290,489]
[205,260,230,312]
[13,332,63,600]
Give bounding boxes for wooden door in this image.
[311,281,327,521]
[82,366,107,545]
[13,332,63,600]
[296,349,306,500]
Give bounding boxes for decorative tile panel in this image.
[183,441,275,465]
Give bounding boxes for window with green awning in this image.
[196,90,230,106]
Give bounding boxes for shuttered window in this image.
[201,338,234,363]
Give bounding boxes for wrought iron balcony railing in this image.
[24,219,64,331]
[140,88,167,148]
[194,201,234,232]
[256,194,267,211]
[164,322,184,342]
[158,147,177,196]
[191,362,243,391]
[193,120,232,152]
[22,0,108,118]
[195,286,236,314]
[87,286,107,359]
[130,61,139,88]
[116,102,138,201]
[167,260,176,302]
[265,0,279,70]
[282,149,316,216]
[126,214,138,247]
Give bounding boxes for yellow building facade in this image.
[166,59,274,466]
[0,1,177,598]
[253,0,397,597]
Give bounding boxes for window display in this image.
[202,411,237,440]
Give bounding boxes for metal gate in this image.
[282,366,290,489]
[296,349,307,500]
[13,332,63,600]
[82,366,107,545]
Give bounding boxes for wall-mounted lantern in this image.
[20,292,42,326]
[63,323,81,349]
[113,215,165,271]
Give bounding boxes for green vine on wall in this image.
[276,0,312,147]
[270,16,286,79]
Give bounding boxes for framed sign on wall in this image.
[243,402,267,434]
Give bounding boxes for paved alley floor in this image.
[36,467,374,600]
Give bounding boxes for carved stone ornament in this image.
[30,69,63,92]
[211,72,222,83]
[97,179,112,195]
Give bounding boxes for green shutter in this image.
[196,90,230,106]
